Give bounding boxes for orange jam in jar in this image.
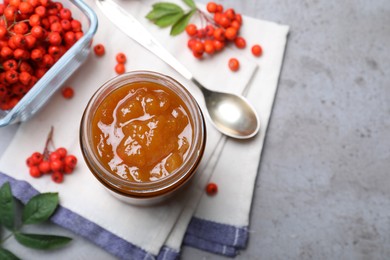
[80,71,206,205]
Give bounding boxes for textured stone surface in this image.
[184,0,390,259]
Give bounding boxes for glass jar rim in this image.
[80,70,206,198]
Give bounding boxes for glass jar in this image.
[80,71,206,205]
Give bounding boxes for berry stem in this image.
[43,126,54,160]
[197,8,218,27]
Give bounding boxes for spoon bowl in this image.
[192,79,260,139]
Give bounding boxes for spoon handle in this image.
[97,0,194,80]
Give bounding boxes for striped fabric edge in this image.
[186,217,249,248]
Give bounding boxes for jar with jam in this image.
[80,71,206,205]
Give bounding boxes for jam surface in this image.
[92,81,193,182]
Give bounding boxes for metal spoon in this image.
[96,0,260,139]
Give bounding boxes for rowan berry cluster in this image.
[27,148,77,183]
[186,2,244,59]
[25,127,77,183]
[0,0,84,110]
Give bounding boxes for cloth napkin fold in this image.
[0,0,289,258]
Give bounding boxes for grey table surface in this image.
[1,0,390,259]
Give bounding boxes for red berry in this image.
[192,51,203,59]
[216,4,223,13]
[187,38,197,49]
[234,36,246,49]
[230,20,241,30]
[185,24,197,37]
[48,31,62,46]
[31,152,43,164]
[93,43,105,56]
[224,27,237,41]
[213,40,225,51]
[116,52,126,64]
[19,1,33,14]
[192,41,204,54]
[29,166,42,178]
[218,14,231,28]
[228,58,240,72]
[62,86,74,99]
[115,63,125,74]
[63,31,76,46]
[205,25,215,37]
[63,165,74,174]
[206,182,218,196]
[31,48,43,62]
[251,44,263,57]
[71,19,82,32]
[64,155,77,168]
[50,159,63,172]
[206,2,217,13]
[235,14,243,25]
[19,71,32,85]
[49,151,61,161]
[26,156,35,167]
[38,160,51,173]
[59,8,72,20]
[213,28,225,41]
[55,147,67,158]
[225,8,236,20]
[204,40,215,55]
[51,171,64,183]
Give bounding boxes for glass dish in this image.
[0,0,98,127]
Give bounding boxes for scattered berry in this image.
[251,44,263,57]
[116,52,127,64]
[228,58,240,72]
[61,86,74,99]
[115,63,125,74]
[206,182,218,196]
[93,43,105,56]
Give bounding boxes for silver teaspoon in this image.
[96,0,260,139]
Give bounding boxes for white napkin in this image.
[0,0,289,258]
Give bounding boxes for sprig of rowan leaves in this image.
[146,0,197,36]
[0,182,71,259]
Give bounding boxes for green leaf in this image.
[22,193,59,225]
[14,232,72,250]
[0,182,15,230]
[152,2,183,12]
[155,11,184,28]
[170,9,196,36]
[0,248,20,260]
[146,8,182,21]
[182,0,196,9]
